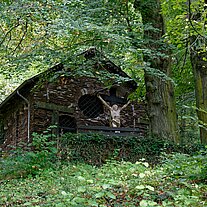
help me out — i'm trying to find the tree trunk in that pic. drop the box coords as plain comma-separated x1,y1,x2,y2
135,0,180,142
190,50,207,144
190,37,207,144
189,0,207,144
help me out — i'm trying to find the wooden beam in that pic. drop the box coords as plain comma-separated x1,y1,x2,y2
77,125,140,132
34,102,74,113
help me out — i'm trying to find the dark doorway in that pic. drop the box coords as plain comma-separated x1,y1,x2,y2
59,115,77,134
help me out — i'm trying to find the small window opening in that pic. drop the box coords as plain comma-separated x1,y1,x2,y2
59,115,77,134
78,95,103,118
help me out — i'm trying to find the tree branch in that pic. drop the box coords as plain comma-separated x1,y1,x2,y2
180,41,189,74
125,0,132,32
188,0,207,40
11,21,28,55
0,22,20,46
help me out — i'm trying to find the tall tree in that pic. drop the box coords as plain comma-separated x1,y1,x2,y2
135,0,180,142
161,0,203,142
188,0,207,144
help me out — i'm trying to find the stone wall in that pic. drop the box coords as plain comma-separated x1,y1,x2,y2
1,103,29,148
31,76,148,133
1,75,149,149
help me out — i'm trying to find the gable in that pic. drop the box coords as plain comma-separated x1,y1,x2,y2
0,64,64,114
0,49,137,114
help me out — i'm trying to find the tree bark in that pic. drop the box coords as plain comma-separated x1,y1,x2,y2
188,0,207,144
135,0,180,142
190,49,207,144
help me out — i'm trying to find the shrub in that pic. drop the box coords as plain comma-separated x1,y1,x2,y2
0,127,58,180
160,146,207,182
58,133,204,165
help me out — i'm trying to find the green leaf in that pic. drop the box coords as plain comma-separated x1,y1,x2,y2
61,191,67,196
142,162,149,168
77,176,85,181
146,185,155,191
102,184,110,189
140,200,157,206
72,197,86,203
106,191,116,199
23,202,32,206
139,200,148,207
87,200,99,206
95,192,105,198
135,185,145,190
78,186,86,193
139,173,145,178
87,179,94,184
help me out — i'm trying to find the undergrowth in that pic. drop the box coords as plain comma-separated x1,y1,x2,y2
0,128,58,180
58,132,204,165
0,131,206,206
0,154,206,206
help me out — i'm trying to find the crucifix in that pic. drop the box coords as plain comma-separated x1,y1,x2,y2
97,93,130,128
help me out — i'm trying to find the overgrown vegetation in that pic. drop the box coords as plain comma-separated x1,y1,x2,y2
1,158,206,206
0,132,206,206
0,129,58,180
58,132,204,165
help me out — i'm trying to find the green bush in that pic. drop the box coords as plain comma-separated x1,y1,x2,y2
0,130,205,181
160,147,207,182
0,131,206,206
58,133,166,165
58,133,204,165
0,128,58,180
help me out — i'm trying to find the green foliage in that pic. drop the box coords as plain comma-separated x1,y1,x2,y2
160,0,206,141
0,74,18,103
160,0,206,96
58,133,163,165
31,125,57,152
161,149,207,182
0,0,145,103
1,130,204,181
176,92,199,140
0,151,206,206
0,126,206,206
0,128,58,180
0,0,143,76
57,132,203,166
160,0,195,100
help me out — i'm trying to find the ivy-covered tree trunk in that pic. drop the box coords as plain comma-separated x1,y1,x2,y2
135,0,180,142
189,1,207,144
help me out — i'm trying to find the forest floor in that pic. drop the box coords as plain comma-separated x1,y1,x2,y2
0,151,207,206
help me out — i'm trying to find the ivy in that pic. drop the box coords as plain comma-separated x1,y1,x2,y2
58,132,203,165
